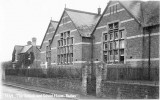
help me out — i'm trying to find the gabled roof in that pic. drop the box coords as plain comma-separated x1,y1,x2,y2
40,20,58,49
20,45,32,53
92,0,159,35
51,20,59,30
141,1,160,27
65,8,101,37
14,45,24,54
119,0,159,27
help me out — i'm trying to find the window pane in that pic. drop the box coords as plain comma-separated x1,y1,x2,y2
114,50,118,62
58,40,60,47
67,37,69,45
103,51,107,62
109,51,113,62
103,43,108,51
61,55,63,64
57,55,60,64
71,37,73,44
110,42,113,50
67,31,70,37
115,41,119,49
66,46,69,53
120,49,124,56
64,54,66,64
67,54,70,63
114,31,118,39
109,24,113,29
110,7,111,14
120,49,124,62
120,40,124,48
70,53,73,64
64,39,66,45
119,29,125,39
104,33,107,41
64,32,66,38
70,45,73,53
114,22,118,29
61,33,63,39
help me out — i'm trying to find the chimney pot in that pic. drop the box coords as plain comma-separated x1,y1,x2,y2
98,7,101,15
32,37,36,46
27,41,32,45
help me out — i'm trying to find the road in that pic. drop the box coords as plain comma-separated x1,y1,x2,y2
1,84,75,100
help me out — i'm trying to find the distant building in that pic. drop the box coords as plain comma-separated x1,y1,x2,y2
12,38,40,69
39,20,58,68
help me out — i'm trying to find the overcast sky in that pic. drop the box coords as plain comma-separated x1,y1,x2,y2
0,0,151,62
0,0,109,62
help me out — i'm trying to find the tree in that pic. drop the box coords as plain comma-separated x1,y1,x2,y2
1,60,12,69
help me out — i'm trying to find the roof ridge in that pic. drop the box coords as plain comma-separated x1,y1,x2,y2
65,8,98,15
15,45,24,47
51,20,59,23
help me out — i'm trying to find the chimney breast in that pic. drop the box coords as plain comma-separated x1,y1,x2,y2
98,7,101,15
27,41,32,45
32,37,36,46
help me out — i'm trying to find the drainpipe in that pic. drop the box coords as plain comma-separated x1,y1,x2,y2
91,34,94,78
148,28,151,80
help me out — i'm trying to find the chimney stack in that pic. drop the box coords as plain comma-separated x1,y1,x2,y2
98,7,101,15
32,37,36,46
27,41,32,45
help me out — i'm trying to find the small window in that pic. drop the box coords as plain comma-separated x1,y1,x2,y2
64,39,66,45
103,43,108,51
114,50,118,62
110,32,113,40
64,32,66,39
110,7,112,14
115,41,119,49
119,40,124,48
71,37,73,44
109,24,113,29
120,49,124,62
109,42,113,50
67,31,70,37
104,33,108,41
114,31,118,39
70,53,73,64
114,22,119,29
115,5,118,12
109,51,113,62
103,51,108,63
119,29,125,39
61,33,63,39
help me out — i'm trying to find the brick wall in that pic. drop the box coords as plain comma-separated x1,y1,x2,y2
5,75,83,94
50,11,83,69
95,64,159,99
92,1,159,69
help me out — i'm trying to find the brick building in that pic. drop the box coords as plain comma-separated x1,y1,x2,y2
12,38,41,69
40,20,58,68
49,8,100,72
92,0,159,80
44,1,159,80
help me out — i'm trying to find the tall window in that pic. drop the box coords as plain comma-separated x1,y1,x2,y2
109,4,118,15
46,41,51,66
57,31,73,65
103,22,125,63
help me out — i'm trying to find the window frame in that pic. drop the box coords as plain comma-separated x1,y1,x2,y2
57,30,73,65
102,22,125,64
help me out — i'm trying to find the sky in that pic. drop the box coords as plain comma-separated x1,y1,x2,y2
0,0,109,62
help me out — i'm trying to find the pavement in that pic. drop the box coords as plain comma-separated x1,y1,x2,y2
2,81,100,100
